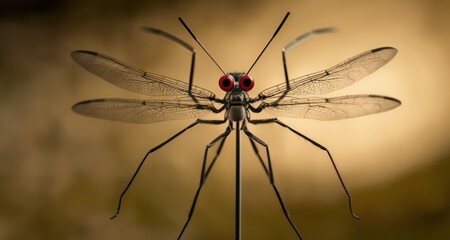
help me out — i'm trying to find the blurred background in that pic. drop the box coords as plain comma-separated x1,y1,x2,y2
0,0,449,239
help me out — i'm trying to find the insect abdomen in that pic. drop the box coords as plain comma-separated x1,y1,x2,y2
229,106,246,121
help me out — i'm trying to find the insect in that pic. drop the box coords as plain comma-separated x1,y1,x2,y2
71,12,400,240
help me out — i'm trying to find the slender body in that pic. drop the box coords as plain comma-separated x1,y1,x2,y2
71,12,400,239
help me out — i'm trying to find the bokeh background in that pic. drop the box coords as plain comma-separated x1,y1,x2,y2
1,0,449,239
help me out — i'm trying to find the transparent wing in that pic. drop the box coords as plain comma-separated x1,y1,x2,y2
72,98,214,124
258,47,397,99
71,50,216,100
261,95,401,120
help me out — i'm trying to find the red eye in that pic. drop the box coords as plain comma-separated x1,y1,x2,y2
239,75,254,91
219,75,235,92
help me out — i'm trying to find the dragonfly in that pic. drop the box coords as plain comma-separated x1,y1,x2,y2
71,12,400,240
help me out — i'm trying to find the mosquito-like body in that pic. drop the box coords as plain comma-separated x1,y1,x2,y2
72,12,400,239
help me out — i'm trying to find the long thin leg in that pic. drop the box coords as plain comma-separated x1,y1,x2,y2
110,119,227,219
249,118,359,219
282,28,334,86
205,134,227,178
272,28,335,104
242,124,303,239
142,27,198,102
177,122,232,239
248,136,269,176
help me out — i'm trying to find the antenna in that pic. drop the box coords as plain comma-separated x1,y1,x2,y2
178,17,226,75
246,12,290,75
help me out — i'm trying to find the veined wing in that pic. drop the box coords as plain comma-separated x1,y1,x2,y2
258,47,397,100
261,95,401,120
71,50,216,99
72,98,214,124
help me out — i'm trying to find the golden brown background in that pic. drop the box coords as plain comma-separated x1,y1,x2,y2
1,0,449,239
